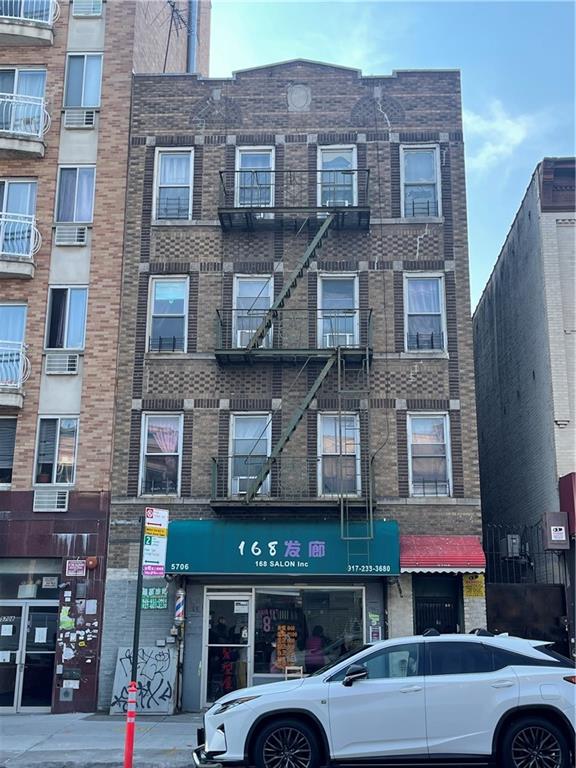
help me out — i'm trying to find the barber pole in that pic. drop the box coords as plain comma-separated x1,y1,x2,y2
175,587,185,625
123,680,137,768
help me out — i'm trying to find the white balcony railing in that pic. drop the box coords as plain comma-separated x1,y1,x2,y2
0,212,41,260
0,0,60,25
0,92,50,140
0,340,31,389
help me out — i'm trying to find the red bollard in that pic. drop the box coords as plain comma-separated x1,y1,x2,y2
123,680,137,768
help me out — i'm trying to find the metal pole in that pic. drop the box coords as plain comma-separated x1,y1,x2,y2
131,515,145,683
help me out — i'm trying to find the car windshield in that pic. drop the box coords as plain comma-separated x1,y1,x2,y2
311,644,371,676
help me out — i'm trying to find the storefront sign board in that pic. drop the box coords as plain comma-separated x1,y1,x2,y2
165,519,400,575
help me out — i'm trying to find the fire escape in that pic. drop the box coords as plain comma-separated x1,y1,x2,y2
212,164,374,548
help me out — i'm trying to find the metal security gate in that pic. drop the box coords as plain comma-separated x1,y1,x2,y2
486,584,569,657
414,598,458,635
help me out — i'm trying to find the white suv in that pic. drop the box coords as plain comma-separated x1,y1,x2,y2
194,632,575,768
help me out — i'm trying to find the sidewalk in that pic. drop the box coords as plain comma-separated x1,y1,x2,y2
0,712,204,768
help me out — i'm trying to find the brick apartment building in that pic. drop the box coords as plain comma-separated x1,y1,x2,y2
0,0,210,713
99,59,486,713
474,158,575,658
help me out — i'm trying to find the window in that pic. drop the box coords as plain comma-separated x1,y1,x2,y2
401,146,440,217
233,276,273,348
318,413,361,496
0,69,46,136
140,413,182,495
230,414,271,495
0,419,17,485
404,275,446,351
46,288,87,350
428,642,493,676
64,54,103,108
0,304,26,386
318,146,357,207
235,148,274,207
330,643,422,682
408,414,451,496
0,180,37,257
318,275,358,348
56,167,95,223
148,278,188,352
35,417,78,485
154,150,193,220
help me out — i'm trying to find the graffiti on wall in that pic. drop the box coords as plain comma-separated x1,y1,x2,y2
109,646,176,714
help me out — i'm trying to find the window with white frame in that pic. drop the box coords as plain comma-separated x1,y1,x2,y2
148,278,188,352
318,146,357,207
0,68,46,136
0,303,26,387
154,150,193,220
56,166,95,223
46,287,87,350
318,274,359,348
235,148,274,207
408,414,451,497
64,54,102,109
401,146,440,217
140,413,182,495
404,275,446,351
0,418,17,486
35,417,78,485
233,275,273,348
318,413,361,496
0,180,37,258
230,414,270,495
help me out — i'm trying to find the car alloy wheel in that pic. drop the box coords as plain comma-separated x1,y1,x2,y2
262,726,313,768
511,725,563,768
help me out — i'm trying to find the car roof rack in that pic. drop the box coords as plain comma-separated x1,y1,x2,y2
469,628,494,636
422,628,441,636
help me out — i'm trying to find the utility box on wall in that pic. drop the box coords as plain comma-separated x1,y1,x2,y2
543,511,570,550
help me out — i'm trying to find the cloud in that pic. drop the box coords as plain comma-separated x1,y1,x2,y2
463,100,541,173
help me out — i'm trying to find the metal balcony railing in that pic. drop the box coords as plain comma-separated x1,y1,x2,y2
219,169,370,210
411,478,450,497
155,196,190,221
0,93,50,140
404,199,439,217
211,455,367,503
0,212,41,259
0,0,60,24
215,308,372,354
0,340,31,388
407,331,444,351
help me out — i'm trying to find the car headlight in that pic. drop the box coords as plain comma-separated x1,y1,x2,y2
213,695,260,715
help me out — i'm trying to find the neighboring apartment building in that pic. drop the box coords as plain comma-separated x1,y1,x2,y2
474,157,575,658
100,60,485,713
0,0,210,713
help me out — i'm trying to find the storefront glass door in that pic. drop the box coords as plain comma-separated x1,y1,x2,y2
0,601,58,712
204,594,253,706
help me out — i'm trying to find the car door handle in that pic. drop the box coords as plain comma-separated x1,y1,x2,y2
491,680,515,688
400,685,423,693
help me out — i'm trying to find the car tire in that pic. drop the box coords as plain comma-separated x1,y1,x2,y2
252,717,321,768
499,715,572,768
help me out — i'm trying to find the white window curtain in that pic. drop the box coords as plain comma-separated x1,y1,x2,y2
75,167,95,222
160,154,190,185
233,416,268,456
0,305,26,342
408,279,440,313
404,150,436,183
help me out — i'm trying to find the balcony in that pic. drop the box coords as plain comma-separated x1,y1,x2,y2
0,212,41,278
0,92,50,157
0,340,30,408
218,169,370,232
214,308,372,364
211,455,369,510
0,0,59,45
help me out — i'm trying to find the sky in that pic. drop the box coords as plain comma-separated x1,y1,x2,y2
209,0,575,307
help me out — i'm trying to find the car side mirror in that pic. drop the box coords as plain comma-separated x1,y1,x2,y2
342,664,368,687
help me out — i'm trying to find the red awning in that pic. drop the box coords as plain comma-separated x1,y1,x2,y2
400,535,486,573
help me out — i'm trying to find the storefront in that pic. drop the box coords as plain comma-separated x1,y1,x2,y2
165,519,400,709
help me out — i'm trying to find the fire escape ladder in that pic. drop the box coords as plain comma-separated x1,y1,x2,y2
244,354,337,502
245,213,336,352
